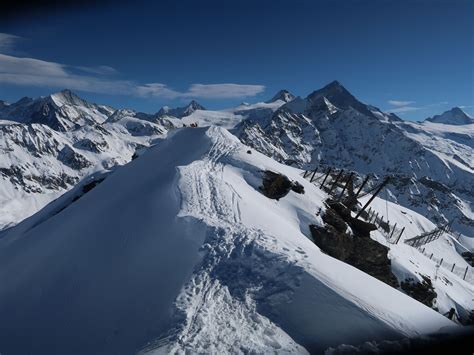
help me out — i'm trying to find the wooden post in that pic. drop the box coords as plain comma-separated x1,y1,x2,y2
310,167,319,182
338,172,354,200
463,266,468,280
389,223,397,239
320,167,332,188
451,263,456,272
430,253,433,260
354,175,370,199
303,170,308,178
396,227,405,244
355,177,390,219
329,169,344,193
439,258,443,267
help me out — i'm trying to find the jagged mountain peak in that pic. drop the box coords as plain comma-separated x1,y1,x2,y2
306,80,373,116
426,107,473,125
266,89,295,103
0,90,112,131
48,89,89,107
15,96,34,105
156,100,206,118
187,99,206,110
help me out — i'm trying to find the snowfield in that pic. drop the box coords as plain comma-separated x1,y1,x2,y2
357,194,474,321
0,126,456,355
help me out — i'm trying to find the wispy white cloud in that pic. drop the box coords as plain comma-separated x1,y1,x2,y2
186,83,265,98
387,100,415,107
386,98,449,114
0,52,265,99
387,106,422,113
73,65,118,76
0,33,23,54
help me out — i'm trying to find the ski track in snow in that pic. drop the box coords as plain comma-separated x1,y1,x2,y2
143,127,306,353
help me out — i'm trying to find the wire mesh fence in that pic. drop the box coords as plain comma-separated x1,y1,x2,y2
416,247,473,284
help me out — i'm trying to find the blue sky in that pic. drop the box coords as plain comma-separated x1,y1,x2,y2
0,0,472,120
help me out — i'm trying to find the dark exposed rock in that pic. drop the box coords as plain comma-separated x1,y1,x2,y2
74,138,108,153
0,165,78,192
310,200,398,288
72,177,105,202
419,176,450,193
326,200,377,238
400,275,437,308
260,170,305,200
58,145,92,170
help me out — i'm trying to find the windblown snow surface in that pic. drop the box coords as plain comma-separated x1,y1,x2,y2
0,127,455,354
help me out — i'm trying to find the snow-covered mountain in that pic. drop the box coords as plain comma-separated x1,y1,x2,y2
0,91,174,230
156,100,206,118
234,81,474,243
0,89,300,231
0,89,115,131
266,89,295,103
0,126,462,354
426,107,474,125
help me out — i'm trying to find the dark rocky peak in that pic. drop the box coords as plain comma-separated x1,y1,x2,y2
307,80,373,116
187,100,206,111
156,100,206,118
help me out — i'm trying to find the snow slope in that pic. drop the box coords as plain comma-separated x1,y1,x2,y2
0,126,454,355
357,194,474,320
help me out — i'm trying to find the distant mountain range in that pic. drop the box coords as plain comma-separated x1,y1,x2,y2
0,82,473,242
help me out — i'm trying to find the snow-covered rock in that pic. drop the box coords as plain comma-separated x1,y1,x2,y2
266,89,296,103
0,126,456,354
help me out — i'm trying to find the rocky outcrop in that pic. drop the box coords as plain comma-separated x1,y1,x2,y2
400,276,437,308
310,200,399,288
58,145,92,170
260,170,304,200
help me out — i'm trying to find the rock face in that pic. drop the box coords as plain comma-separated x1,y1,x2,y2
57,145,91,170
400,276,437,308
310,200,399,288
260,170,304,200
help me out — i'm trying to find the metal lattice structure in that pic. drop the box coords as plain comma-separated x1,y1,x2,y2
404,224,448,248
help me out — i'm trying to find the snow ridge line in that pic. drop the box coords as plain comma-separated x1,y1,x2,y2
142,128,307,353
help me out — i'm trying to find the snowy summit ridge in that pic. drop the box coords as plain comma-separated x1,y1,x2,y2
266,89,296,103
425,107,474,125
